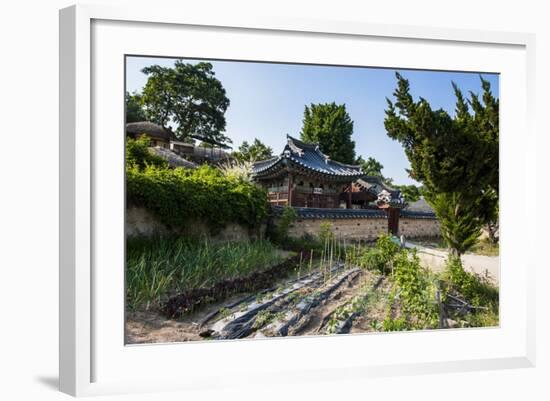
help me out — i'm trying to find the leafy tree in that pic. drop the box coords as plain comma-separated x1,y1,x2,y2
357,156,384,177
356,155,420,201
125,91,146,123
300,102,356,164
233,138,273,162
384,72,499,256
140,61,231,147
394,184,421,203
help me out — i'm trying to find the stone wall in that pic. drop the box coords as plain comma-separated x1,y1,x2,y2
126,205,265,242
283,216,440,241
399,217,441,238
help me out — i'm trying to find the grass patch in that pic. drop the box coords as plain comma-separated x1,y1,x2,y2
470,238,499,256
126,237,287,310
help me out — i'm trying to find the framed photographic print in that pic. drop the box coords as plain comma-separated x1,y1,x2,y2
59,4,536,397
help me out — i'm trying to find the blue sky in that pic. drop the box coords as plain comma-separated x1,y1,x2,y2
126,56,499,186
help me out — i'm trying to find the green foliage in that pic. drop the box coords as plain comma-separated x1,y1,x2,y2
443,256,498,307
382,316,409,331
471,238,499,256
126,135,168,170
358,234,400,274
357,156,384,177
393,184,421,203
126,163,269,230
300,102,356,164
318,221,335,245
233,138,273,162
428,192,482,256
126,237,285,310
384,72,499,255
253,310,280,329
376,234,400,266
391,250,438,328
125,91,147,123
275,207,298,243
140,61,231,147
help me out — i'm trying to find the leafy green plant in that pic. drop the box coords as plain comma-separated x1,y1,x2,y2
219,307,232,319
319,221,335,245
391,250,438,328
355,234,400,274
253,310,276,329
126,135,168,170
443,256,498,307
127,163,269,230
126,237,285,310
274,206,298,243
382,316,409,331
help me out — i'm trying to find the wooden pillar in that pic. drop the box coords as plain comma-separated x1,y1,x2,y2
346,182,352,209
388,207,400,235
287,172,293,206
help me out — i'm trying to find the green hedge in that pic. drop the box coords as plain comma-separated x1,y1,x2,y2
127,164,269,230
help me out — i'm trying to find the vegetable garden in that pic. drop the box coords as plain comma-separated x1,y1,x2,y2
126,231,499,343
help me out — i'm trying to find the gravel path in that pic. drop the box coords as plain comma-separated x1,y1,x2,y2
405,242,500,285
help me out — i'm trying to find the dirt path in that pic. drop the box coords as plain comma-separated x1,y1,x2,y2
405,242,500,285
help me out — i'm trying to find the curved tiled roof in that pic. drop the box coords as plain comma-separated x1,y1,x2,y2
272,206,387,220
355,176,407,209
400,209,437,219
149,146,197,169
252,135,363,180
126,121,174,140
271,206,436,220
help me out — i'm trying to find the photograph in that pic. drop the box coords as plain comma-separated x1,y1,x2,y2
124,56,500,344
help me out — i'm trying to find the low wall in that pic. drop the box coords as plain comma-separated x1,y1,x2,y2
278,209,440,241
286,218,388,241
126,205,265,242
399,217,440,238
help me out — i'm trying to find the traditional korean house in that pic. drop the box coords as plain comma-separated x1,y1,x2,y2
253,135,411,236
126,121,174,148
252,136,364,209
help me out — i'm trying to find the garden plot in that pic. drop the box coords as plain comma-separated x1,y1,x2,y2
196,266,395,340
125,264,390,343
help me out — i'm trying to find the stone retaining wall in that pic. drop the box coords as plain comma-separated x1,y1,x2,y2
126,205,265,242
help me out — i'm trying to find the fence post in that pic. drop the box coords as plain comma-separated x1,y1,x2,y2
436,289,445,329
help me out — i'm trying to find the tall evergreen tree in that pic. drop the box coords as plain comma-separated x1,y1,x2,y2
384,72,499,255
300,102,356,164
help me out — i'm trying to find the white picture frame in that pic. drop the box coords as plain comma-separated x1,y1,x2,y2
59,4,536,397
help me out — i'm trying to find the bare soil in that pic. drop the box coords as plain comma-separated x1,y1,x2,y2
126,266,393,344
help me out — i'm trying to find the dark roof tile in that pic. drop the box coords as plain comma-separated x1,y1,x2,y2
252,135,363,180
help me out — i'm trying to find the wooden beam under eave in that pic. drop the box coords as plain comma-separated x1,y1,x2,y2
287,171,294,206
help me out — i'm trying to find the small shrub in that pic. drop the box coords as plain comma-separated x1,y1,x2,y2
357,234,400,274
392,250,438,328
126,135,168,170
274,206,298,243
358,247,385,272
443,256,498,307
218,159,254,183
382,316,409,331
319,222,335,245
